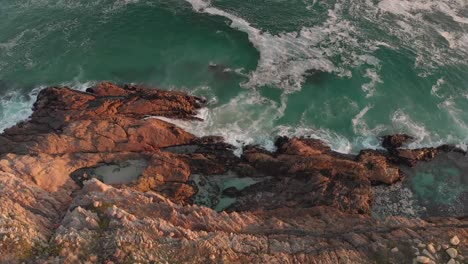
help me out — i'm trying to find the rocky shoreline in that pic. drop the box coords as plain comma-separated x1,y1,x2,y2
0,82,466,263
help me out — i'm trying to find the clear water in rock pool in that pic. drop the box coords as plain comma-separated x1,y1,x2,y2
1,0,467,154
189,173,265,211
372,152,468,218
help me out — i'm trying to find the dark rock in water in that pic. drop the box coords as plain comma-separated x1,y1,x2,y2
437,144,467,155
274,135,290,149
380,135,466,167
381,134,415,149
70,167,95,187
0,82,467,263
390,147,439,166
85,87,95,93
222,186,240,197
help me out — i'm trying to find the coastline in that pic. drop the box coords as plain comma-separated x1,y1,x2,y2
0,82,466,263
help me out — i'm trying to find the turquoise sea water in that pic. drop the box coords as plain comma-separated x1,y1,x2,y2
1,0,468,153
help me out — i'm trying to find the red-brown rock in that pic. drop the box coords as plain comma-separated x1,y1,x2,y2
0,82,466,263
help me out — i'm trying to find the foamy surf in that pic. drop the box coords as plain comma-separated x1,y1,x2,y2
185,0,382,94
0,0,467,160
154,84,468,156
0,87,43,133
181,0,465,153
155,90,358,155
184,0,466,97
154,90,285,156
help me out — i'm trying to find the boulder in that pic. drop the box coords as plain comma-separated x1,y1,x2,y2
381,134,414,149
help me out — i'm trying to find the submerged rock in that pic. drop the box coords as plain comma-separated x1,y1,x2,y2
382,134,415,149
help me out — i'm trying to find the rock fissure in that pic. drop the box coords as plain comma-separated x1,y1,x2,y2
0,83,466,263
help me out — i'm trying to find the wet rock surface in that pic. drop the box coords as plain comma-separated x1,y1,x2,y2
0,83,466,263
381,134,415,150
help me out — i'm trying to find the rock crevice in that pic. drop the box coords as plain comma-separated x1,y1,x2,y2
0,83,466,263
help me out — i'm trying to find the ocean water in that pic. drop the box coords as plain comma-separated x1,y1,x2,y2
1,0,468,154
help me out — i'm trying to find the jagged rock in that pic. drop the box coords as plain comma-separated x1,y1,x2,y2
0,83,466,263
390,148,440,167
240,143,373,214
382,134,414,149
232,137,406,213
275,136,332,155
0,171,64,262
29,179,468,263
357,150,401,184
1,82,201,156
0,83,202,203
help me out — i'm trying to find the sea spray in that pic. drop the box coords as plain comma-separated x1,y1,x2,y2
0,0,467,155
0,86,43,133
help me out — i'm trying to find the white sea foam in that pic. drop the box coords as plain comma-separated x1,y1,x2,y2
366,0,468,73
438,31,468,54
351,106,384,136
352,105,468,150
361,69,382,98
62,80,97,92
155,88,356,155
351,105,387,150
438,99,468,138
185,0,382,92
0,86,43,133
439,31,457,49
436,2,468,24
1,0,466,155
174,0,468,153
183,0,467,132
154,90,286,156
186,0,210,11
431,78,445,98
103,0,141,14
377,0,468,25
377,0,432,17
459,34,468,51
391,109,439,148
